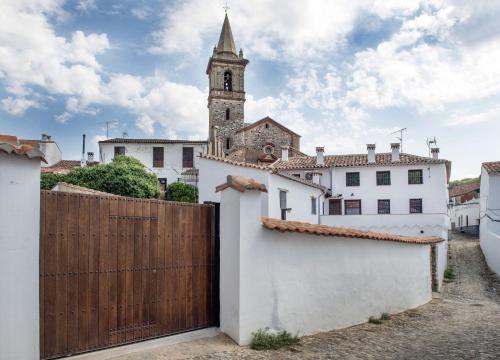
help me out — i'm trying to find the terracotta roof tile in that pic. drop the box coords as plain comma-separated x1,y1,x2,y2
262,217,444,245
449,181,480,197
41,160,99,173
483,161,500,174
0,135,47,163
216,175,267,193
99,138,208,144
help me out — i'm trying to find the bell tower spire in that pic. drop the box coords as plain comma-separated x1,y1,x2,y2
207,13,249,155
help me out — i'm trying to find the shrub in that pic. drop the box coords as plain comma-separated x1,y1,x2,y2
250,329,299,351
165,182,198,203
368,316,382,324
444,267,455,281
381,312,391,321
40,156,161,199
40,172,66,190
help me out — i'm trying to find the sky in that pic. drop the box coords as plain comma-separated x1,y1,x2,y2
1,0,500,180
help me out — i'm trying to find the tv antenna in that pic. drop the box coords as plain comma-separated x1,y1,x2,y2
223,0,230,13
391,127,407,152
426,136,437,158
122,132,129,139
100,120,118,139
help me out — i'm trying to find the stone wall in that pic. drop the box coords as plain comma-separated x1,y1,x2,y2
240,121,297,158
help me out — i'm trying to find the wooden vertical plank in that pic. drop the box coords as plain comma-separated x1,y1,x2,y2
149,201,158,336
165,203,176,333
141,201,151,337
88,196,100,349
56,192,69,356
117,198,127,343
125,198,135,341
108,197,118,345
173,205,185,331
192,206,200,329
78,195,90,351
98,197,110,348
185,206,194,330
156,202,166,335
133,200,143,340
197,206,208,327
67,193,80,354
44,191,58,358
39,191,46,359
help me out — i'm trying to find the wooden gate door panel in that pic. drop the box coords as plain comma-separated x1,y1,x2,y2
40,191,217,359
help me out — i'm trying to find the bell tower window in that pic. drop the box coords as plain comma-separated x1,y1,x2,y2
226,108,230,120
225,138,231,150
224,71,232,91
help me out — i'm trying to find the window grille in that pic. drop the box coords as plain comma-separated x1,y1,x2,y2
346,172,360,186
410,198,423,213
344,200,361,215
376,171,391,186
378,199,391,214
408,169,423,184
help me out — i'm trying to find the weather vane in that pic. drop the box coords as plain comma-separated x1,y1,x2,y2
223,0,230,13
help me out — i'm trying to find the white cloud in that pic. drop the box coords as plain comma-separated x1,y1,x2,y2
77,0,96,12
447,105,500,126
1,96,39,116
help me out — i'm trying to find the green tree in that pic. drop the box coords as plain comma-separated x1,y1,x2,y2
40,156,161,198
40,172,66,190
165,182,198,203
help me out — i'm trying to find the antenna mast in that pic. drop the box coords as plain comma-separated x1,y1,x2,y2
426,136,437,158
391,128,407,152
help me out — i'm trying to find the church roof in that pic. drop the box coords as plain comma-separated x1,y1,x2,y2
216,13,237,56
236,116,301,137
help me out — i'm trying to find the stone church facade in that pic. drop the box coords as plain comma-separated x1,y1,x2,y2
207,14,301,164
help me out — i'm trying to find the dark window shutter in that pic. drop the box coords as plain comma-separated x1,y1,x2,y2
183,147,194,168
153,147,164,168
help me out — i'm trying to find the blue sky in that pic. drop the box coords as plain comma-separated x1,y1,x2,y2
1,0,500,179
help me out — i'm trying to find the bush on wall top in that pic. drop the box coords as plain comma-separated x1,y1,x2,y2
165,182,198,203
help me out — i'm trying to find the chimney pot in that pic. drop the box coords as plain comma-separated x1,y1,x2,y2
87,152,94,163
312,171,322,184
391,143,400,162
431,147,440,159
367,144,376,163
316,146,325,166
281,146,289,161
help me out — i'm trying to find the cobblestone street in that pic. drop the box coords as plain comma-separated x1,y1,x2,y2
105,233,500,360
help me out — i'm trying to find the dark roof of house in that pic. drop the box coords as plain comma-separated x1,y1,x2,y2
449,181,480,198
99,138,208,145
236,116,300,137
41,160,99,173
483,161,500,174
0,135,47,163
262,217,444,245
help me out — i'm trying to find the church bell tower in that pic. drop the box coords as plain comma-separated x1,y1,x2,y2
207,13,248,155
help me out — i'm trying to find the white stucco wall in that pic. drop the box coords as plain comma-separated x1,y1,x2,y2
321,213,450,239
451,200,480,228
38,141,62,167
436,240,448,291
480,168,500,274
0,153,41,359
220,187,435,346
99,142,207,184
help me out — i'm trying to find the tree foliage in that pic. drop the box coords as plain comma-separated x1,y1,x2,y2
165,182,198,203
449,177,479,186
40,156,161,198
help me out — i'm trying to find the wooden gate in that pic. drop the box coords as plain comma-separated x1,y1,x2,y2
40,191,218,359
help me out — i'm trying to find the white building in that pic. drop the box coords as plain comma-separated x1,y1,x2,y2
271,143,451,239
0,135,46,359
98,138,208,189
480,161,500,275
449,180,480,235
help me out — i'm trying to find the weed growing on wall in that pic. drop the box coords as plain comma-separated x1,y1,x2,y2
444,266,455,282
250,329,299,350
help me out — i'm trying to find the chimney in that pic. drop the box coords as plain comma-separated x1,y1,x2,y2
87,152,94,163
367,144,376,163
41,133,52,142
391,143,400,162
431,147,440,159
316,146,325,166
312,171,322,184
81,134,86,167
281,145,289,161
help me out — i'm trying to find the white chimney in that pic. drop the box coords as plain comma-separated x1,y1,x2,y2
87,152,94,163
431,147,440,159
281,145,289,161
316,146,325,166
312,171,322,184
367,144,376,163
391,143,400,162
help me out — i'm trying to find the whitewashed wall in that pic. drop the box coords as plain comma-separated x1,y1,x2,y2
99,142,207,184
0,153,41,359
220,186,436,346
330,163,449,215
480,168,500,274
38,141,62,167
280,168,331,190
451,200,480,228
321,213,450,239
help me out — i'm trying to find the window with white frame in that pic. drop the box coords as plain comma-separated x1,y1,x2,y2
311,197,317,215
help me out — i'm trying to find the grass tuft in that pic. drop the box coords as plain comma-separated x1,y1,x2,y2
444,267,455,282
368,316,382,324
250,329,299,351
380,312,391,321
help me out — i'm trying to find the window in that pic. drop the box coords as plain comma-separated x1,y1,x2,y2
311,197,317,215
408,169,423,184
153,147,164,168
346,172,360,186
329,199,342,215
292,174,301,178
223,71,232,91
410,198,423,213
345,200,361,215
265,123,269,129
158,178,167,191
305,172,313,181
225,138,231,150
225,108,230,120
279,190,287,220
182,147,194,168
114,146,125,156
378,199,391,214
376,171,391,186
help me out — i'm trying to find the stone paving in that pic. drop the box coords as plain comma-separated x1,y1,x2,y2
104,233,500,360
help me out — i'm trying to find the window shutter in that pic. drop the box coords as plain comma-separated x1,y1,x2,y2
183,147,194,168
